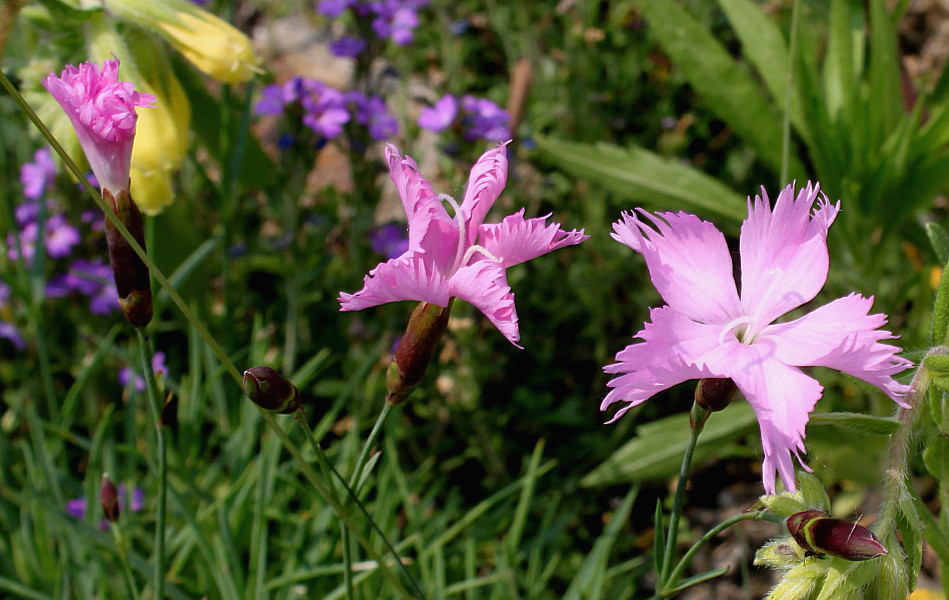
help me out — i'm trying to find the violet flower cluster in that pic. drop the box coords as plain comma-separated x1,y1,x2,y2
317,0,430,57
255,76,399,142
418,94,512,143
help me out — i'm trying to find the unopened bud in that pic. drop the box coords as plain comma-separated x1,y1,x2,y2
243,366,301,414
100,474,120,522
695,378,738,412
104,188,152,327
386,300,452,404
787,510,887,561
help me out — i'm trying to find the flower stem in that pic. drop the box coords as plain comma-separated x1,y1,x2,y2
135,327,167,600
111,523,142,600
663,511,785,596
658,401,710,594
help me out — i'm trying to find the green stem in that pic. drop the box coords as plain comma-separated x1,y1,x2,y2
663,511,785,596
877,355,937,533
659,402,709,591
111,524,142,600
136,328,167,600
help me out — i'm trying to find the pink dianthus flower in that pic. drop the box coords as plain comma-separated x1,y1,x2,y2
602,183,912,494
42,59,155,195
340,143,588,346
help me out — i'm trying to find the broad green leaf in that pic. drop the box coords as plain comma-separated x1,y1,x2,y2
807,412,898,435
535,137,746,224
581,402,757,487
634,0,805,177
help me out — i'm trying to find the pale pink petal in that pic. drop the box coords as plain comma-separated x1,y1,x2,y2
339,252,450,311
457,143,508,247
385,145,457,272
602,306,735,421
611,210,741,324
760,293,913,404
739,183,841,325
447,260,520,346
730,351,823,494
478,209,588,268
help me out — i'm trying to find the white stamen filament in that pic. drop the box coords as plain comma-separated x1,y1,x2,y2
440,193,468,274
461,244,503,265
719,315,759,346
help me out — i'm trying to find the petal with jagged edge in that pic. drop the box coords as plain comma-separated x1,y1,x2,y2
739,183,840,326
611,210,741,325
448,260,520,346
478,209,588,268
457,143,508,247
729,349,823,495
760,293,913,405
339,252,450,311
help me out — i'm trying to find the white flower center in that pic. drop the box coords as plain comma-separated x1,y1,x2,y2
719,315,761,346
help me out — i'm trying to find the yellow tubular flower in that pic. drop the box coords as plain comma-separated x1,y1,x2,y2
101,0,260,85
158,10,260,84
130,74,191,214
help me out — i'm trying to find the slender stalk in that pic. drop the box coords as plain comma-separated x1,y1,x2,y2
663,511,785,595
111,524,142,600
136,328,167,600
658,402,709,592
292,410,425,599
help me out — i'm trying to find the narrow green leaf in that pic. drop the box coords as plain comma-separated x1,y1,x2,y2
634,0,805,177
535,137,747,224
653,500,666,578
898,491,923,586
807,412,899,435
926,222,949,265
932,267,949,345
581,403,757,487
910,491,949,564
715,0,811,145
664,568,730,594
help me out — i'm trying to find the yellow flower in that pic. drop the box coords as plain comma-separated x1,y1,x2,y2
157,10,261,84
102,0,260,84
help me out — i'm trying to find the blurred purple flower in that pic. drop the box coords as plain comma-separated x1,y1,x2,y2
0,322,25,350
348,92,399,140
20,148,57,200
7,224,37,263
119,351,168,392
301,86,350,139
15,200,43,226
254,84,286,115
81,210,105,232
370,222,409,258
370,0,427,45
45,215,81,259
329,36,368,58
418,94,458,132
65,484,146,529
0,280,10,305
84,172,99,190
46,259,119,315
317,0,356,18
461,95,511,142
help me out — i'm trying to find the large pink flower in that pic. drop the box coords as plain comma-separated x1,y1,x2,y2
42,59,155,195
340,143,588,346
603,183,912,494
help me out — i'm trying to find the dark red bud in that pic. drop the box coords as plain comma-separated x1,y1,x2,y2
100,474,120,523
104,188,152,327
386,300,452,404
695,378,738,412
787,510,887,561
243,367,301,414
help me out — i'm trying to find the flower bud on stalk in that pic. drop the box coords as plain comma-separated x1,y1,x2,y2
243,367,301,414
786,510,887,561
104,188,152,327
386,300,453,405
100,474,120,523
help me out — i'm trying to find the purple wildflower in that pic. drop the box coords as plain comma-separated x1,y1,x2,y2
301,86,350,139
0,322,25,350
461,95,511,142
418,94,458,132
329,36,368,58
370,0,427,45
46,259,119,315
119,351,168,392
45,215,81,259
317,0,356,18
254,84,287,115
20,148,57,200
348,92,399,140
370,222,409,258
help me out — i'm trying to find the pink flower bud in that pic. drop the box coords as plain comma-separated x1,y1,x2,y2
787,510,887,561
